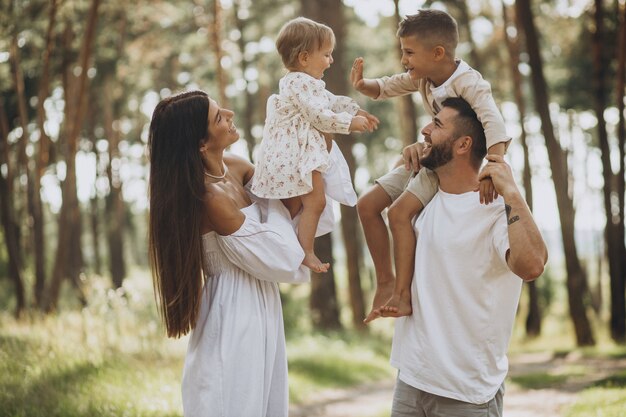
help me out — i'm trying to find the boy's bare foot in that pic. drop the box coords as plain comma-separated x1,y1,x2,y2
364,279,395,323
303,252,330,273
366,293,412,323
378,293,412,318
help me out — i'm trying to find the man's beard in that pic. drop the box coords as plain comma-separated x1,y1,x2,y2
420,137,456,170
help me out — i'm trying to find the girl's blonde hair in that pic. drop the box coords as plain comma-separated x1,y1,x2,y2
276,17,335,70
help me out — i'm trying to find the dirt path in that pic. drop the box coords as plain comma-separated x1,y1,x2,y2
289,352,626,417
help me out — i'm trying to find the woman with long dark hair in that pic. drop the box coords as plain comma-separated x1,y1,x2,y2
148,90,307,417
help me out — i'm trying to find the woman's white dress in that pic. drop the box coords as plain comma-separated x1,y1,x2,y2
181,199,307,417
251,71,359,200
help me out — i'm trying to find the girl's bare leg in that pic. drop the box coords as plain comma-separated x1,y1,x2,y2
299,171,329,273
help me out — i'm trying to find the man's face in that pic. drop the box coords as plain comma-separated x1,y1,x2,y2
419,107,459,170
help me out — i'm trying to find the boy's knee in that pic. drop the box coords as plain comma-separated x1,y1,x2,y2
357,186,385,219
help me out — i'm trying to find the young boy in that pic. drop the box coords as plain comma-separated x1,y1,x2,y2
353,9,510,322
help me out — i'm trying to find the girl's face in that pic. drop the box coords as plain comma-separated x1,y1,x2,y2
300,41,334,80
205,98,239,149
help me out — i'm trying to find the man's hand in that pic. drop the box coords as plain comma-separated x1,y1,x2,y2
477,154,518,198
401,142,424,172
356,109,380,130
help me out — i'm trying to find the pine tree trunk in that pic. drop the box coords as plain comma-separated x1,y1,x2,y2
393,0,418,148
502,2,541,336
516,0,594,346
47,0,101,311
31,0,58,309
211,0,229,108
233,0,256,162
0,101,25,317
310,234,342,329
303,0,366,329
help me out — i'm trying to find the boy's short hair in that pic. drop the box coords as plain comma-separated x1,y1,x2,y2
276,17,335,70
397,9,458,57
442,97,486,169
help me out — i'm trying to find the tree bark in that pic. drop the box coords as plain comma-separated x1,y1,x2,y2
210,0,229,108
310,234,342,330
0,101,25,317
302,0,366,330
393,0,418,148
502,2,541,336
31,0,58,309
103,74,126,288
233,0,256,161
516,0,594,346
47,0,101,311
610,0,626,342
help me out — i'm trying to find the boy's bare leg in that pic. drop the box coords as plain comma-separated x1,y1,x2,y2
299,171,329,273
357,184,395,322
370,191,423,321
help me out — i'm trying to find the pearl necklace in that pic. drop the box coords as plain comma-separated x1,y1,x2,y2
204,163,228,180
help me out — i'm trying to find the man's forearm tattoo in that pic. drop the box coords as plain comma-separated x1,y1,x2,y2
505,204,520,225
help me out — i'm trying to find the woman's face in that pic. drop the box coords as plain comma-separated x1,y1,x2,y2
206,98,239,148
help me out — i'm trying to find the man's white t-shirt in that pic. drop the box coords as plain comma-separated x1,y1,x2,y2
390,189,523,404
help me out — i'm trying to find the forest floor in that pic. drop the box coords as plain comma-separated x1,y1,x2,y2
289,351,626,417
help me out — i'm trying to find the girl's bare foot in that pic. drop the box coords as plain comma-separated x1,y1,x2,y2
303,252,329,273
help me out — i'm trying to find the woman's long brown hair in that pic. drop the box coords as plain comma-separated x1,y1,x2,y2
147,91,209,338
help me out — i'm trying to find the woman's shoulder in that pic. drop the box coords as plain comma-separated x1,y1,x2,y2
224,153,254,184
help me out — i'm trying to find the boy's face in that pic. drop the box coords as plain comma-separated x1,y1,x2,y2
302,41,334,80
399,36,437,80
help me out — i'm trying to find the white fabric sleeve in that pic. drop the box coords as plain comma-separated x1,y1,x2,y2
492,205,511,269
216,200,308,284
326,91,359,116
455,72,511,150
284,74,353,134
374,72,421,100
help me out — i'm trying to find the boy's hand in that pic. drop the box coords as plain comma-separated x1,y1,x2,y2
356,109,379,130
351,58,366,93
401,142,424,172
349,115,372,133
350,57,381,99
478,155,518,201
478,176,498,205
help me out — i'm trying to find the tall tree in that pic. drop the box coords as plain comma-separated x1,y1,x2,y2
32,0,59,309
210,0,229,108
310,235,342,329
502,1,542,337
592,0,625,342
233,0,256,161
393,0,418,148
302,0,366,330
46,0,102,311
0,100,25,317
516,0,595,345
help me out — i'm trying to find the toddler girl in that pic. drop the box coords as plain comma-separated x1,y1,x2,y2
251,17,378,272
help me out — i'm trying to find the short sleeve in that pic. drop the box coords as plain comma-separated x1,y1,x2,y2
405,168,439,206
491,206,511,268
282,73,353,134
216,200,308,283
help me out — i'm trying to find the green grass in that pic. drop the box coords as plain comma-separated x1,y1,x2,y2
0,274,394,416
564,371,626,417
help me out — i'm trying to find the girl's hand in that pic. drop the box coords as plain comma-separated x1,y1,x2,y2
356,109,380,130
349,115,371,133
